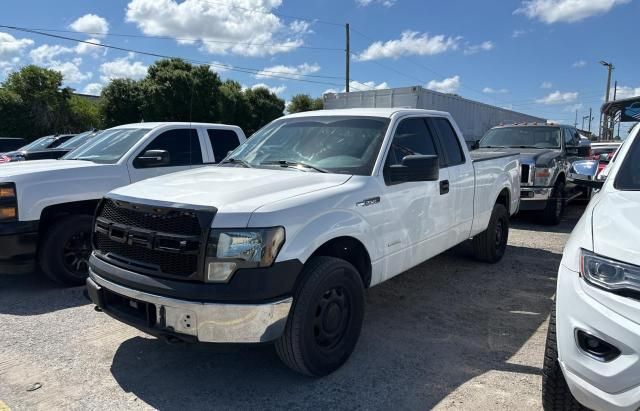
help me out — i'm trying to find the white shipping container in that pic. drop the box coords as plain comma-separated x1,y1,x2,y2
323,86,546,143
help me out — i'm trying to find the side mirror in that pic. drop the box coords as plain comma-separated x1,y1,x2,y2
568,160,604,189
388,155,439,184
135,149,170,167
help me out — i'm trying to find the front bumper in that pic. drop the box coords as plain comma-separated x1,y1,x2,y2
556,263,640,411
87,265,293,344
518,187,552,211
0,220,39,274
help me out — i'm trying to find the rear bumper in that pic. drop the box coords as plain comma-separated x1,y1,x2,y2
0,221,39,274
518,187,552,211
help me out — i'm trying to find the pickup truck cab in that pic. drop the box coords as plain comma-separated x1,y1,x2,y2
87,108,520,376
477,123,591,224
0,122,245,284
542,123,640,411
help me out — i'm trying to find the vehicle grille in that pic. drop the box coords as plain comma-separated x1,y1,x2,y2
93,199,214,280
521,164,531,185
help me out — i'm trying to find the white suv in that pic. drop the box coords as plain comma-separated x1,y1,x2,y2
543,123,640,410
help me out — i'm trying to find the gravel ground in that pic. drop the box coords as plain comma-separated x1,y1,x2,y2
0,205,585,411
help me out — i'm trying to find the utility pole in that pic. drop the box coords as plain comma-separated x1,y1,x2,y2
582,115,590,130
574,109,578,128
345,23,350,93
588,107,592,133
599,60,614,140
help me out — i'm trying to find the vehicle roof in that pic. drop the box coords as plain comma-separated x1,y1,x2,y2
110,122,241,130
283,108,451,119
491,122,569,128
591,141,621,146
0,137,25,140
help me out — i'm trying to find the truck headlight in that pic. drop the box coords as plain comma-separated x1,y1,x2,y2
534,167,555,186
205,227,285,283
0,183,17,221
581,250,640,293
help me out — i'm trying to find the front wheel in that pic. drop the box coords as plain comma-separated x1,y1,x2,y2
542,181,566,226
275,256,365,376
39,214,93,286
472,203,509,263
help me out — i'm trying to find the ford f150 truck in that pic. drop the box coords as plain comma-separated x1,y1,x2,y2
0,122,245,285
86,108,520,376
477,123,591,224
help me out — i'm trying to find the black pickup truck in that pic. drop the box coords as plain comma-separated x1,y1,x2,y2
476,123,591,224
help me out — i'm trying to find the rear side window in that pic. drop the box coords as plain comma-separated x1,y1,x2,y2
207,129,241,162
431,118,465,166
134,128,202,167
385,117,439,167
614,136,640,190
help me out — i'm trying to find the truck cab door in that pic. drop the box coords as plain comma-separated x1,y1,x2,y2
378,117,451,280
127,128,204,183
429,117,475,247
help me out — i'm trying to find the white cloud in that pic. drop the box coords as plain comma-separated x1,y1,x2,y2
29,44,73,65
75,38,106,58
209,61,230,74
248,83,287,95
0,32,34,58
515,0,630,23
51,59,92,83
512,29,527,38
355,31,459,61
541,81,553,89
350,80,388,91
612,85,640,100
81,82,104,96
100,54,148,82
564,103,583,112
356,0,396,7
29,45,91,84
427,75,460,94
572,60,587,68
125,0,309,57
255,62,320,80
536,90,578,104
464,41,494,55
69,14,110,37
483,87,509,94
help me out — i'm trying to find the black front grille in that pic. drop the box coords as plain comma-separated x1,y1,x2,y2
521,164,530,184
93,199,214,280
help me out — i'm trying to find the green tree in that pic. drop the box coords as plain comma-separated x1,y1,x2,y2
140,58,222,122
287,94,323,113
100,79,144,128
219,79,251,133
69,95,102,131
0,88,24,137
244,87,285,135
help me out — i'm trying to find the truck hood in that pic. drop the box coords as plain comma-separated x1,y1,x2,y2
514,148,560,166
0,159,105,180
592,191,640,266
109,166,352,215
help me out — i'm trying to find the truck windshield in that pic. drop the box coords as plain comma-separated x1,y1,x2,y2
480,127,561,149
19,136,55,151
63,128,148,164
225,116,390,175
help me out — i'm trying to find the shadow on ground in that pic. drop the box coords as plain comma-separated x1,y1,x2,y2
512,203,586,234
109,240,560,410
0,271,88,315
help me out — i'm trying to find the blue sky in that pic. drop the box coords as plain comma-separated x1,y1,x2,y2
0,0,638,129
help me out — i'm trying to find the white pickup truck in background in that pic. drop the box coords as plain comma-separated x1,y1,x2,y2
86,108,520,376
0,122,246,284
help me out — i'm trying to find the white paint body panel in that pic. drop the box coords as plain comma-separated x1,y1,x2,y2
0,122,246,221
107,109,520,287
556,124,640,411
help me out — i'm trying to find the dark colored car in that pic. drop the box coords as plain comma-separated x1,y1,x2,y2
476,123,591,225
0,138,27,154
17,131,102,161
0,134,77,163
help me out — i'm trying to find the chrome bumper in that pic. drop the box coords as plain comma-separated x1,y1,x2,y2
520,187,552,201
87,270,292,343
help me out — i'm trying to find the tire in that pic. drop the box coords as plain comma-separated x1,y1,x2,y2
542,302,586,410
275,256,365,376
39,214,93,286
542,181,566,226
472,204,509,263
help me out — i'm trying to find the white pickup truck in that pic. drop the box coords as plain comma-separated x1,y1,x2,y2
86,108,520,376
0,122,246,284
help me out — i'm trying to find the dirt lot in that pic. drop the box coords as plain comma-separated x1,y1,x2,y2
0,205,585,411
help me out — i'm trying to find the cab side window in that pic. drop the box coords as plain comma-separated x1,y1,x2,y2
563,128,576,147
134,128,202,168
207,129,241,163
431,117,465,166
385,118,439,167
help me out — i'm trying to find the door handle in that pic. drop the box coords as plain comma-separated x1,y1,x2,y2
440,180,449,195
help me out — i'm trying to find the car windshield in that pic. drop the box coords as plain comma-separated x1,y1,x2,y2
19,136,55,151
225,116,390,175
479,127,561,149
58,131,98,149
614,127,640,190
63,128,148,164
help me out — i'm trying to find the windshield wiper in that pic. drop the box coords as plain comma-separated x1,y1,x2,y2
220,158,252,168
260,160,328,173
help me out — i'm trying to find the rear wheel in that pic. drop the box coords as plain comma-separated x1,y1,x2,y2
472,204,509,263
275,256,365,376
542,302,586,410
39,214,93,286
542,181,566,225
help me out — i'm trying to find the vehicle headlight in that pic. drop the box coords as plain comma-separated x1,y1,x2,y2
534,167,555,186
581,250,640,293
205,227,285,283
0,183,17,221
